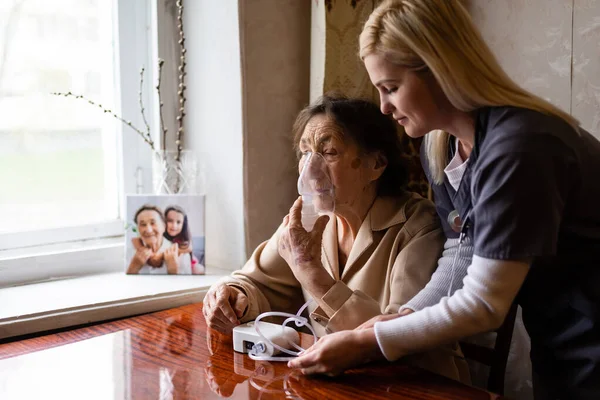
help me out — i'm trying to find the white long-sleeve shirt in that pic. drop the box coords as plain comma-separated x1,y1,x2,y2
375,250,529,361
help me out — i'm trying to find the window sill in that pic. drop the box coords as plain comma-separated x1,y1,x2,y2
0,270,228,340
0,237,125,289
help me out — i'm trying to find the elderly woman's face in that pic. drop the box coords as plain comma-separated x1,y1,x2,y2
298,114,377,210
136,210,165,247
364,53,446,139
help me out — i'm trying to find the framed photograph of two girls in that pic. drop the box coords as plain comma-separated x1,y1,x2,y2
125,195,206,275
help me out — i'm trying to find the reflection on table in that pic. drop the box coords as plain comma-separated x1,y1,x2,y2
0,303,504,400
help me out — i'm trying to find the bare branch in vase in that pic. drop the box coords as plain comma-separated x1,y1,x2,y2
157,58,168,152
51,91,156,151
139,67,152,139
176,0,186,162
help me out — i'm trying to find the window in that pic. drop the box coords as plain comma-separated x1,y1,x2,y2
0,0,156,284
0,0,124,250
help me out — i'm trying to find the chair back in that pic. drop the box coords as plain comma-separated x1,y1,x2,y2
459,302,519,395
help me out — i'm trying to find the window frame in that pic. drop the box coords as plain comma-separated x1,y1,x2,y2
0,0,164,284
0,222,125,251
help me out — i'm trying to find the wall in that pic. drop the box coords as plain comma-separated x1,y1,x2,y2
184,0,246,270
310,0,326,102
572,0,600,137
239,0,311,253
469,0,600,139
184,0,311,269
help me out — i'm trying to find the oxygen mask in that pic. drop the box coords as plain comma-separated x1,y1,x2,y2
297,152,335,231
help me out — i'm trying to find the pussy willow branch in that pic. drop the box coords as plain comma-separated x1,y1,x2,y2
51,2,187,168
51,91,156,151
175,0,186,162
157,58,167,151
139,67,151,139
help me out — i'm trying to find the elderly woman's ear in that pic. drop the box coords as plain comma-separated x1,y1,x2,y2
368,152,388,182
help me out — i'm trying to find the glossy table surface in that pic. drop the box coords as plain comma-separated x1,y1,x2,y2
0,303,504,399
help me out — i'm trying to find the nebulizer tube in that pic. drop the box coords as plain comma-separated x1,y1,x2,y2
297,152,335,231
248,299,317,362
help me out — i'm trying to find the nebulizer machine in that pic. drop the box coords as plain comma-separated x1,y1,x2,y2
233,152,335,361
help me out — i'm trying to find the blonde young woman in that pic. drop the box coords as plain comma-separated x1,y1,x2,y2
288,1,600,399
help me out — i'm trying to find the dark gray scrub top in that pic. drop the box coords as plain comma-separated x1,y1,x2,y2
422,106,600,399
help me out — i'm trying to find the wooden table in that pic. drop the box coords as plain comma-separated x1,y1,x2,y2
0,303,504,399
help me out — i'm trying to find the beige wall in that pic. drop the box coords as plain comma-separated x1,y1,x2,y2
572,0,600,136
239,0,312,254
469,0,600,139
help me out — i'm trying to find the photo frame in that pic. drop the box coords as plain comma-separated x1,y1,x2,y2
125,194,205,275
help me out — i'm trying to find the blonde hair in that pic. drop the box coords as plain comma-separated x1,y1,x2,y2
359,0,578,184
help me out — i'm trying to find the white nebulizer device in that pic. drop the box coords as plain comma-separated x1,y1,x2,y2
232,299,317,362
232,320,300,356
297,152,335,231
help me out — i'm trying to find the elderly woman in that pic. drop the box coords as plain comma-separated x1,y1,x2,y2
289,2,600,399
127,205,192,275
203,94,469,383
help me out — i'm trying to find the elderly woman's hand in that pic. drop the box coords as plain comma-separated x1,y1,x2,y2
278,197,335,298
147,251,164,268
287,328,384,376
164,243,180,274
203,284,248,334
127,247,153,274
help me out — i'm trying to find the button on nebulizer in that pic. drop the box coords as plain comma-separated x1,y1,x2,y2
297,152,335,231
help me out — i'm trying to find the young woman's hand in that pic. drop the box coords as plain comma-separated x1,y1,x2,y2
202,284,248,334
127,247,153,274
164,243,180,274
356,308,414,330
287,328,384,376
278,197,335,298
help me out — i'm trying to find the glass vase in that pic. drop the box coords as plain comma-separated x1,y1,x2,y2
152,150,200,195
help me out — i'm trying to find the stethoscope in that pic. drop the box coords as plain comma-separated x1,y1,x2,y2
447,209,471,296
448,209,470,242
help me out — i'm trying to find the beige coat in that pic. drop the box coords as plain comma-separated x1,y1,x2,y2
217,192,469,383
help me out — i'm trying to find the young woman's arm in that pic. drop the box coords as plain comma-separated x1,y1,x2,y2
375,256,529,359
402,236,473,312
288,256,529,375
